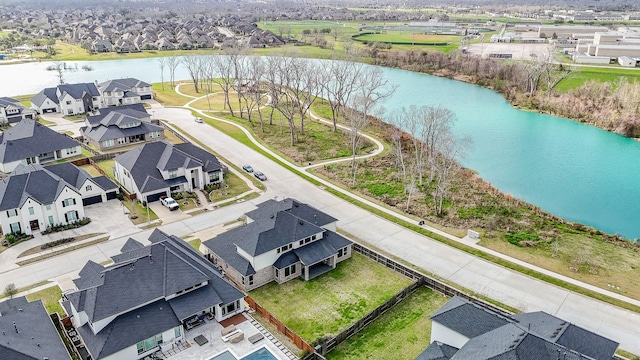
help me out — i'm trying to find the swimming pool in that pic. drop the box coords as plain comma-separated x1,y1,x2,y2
240,347,279,360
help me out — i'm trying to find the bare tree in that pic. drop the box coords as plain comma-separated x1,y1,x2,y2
265,55,300,146
4,283,17,299
345,66,396,186
52,60,64,84
289,58,321,135
157,57,167,91
167,56,181,88
183,55,204,93
212,54,236,116
243,56,266,126
321,57,363,131
432,133,470,216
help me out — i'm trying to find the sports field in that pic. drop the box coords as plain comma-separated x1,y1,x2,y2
355,31,460,44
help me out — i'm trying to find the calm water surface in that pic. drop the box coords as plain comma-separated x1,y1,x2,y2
2,58,639,238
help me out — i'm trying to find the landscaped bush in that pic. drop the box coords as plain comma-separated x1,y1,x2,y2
41,237,76,250
41,218,91,234
3,232,33,245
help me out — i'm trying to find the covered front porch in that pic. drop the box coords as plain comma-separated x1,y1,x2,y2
295,241,338,281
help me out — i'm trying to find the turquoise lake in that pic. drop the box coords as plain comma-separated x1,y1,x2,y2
2,58,639,239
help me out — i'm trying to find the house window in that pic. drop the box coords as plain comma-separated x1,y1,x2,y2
299,240,304,246
86,185,92,191
136,342,144,355
102,139,115,148
62,198,76,207
66,100,72,105
7,209,18,217
222,300,239,316
48,216,54,225
284,264,296,277
65,210,78,222
66,147,77,155
243,275,254,286
338,247,347,258
117,137,126,144
174,326,181,338
28,207,34,215
168,169,177,179
275,268,279,277
10,222,21,233
25,156,37,165
209,171,220,182
149,131,161,138
46,204,52,211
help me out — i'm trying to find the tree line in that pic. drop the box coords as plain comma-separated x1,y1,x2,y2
373,47,640,138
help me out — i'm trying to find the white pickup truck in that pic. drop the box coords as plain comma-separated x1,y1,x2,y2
160,196,179,211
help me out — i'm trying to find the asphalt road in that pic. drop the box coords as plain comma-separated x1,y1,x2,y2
2,102,638,354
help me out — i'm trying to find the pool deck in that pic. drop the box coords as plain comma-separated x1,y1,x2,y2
154,312,296,360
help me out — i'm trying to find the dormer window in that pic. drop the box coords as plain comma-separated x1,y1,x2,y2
168,169,177,179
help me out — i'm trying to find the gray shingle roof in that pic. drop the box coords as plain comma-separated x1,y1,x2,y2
415,341,459,360
46,162,116,191
425,297,619,360
98,78,150,93
0,163,80,211
0,296,71,360
67,229,243,359
245,198,337,226
57,82,100,99
114,141,220,194
0,119,80,163
30,87,58,107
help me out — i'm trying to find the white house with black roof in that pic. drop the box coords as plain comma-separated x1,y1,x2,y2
0,97,36,124
0,296,72,359
31,82,101,115
0,118,82,173
81,104,165,151
202,198,353,291
114,141,224,204
98,78,153,106
62,229,245,360
416,296,619,360
0,162,117,235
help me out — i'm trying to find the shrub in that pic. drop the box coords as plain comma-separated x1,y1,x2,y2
41,217,91,234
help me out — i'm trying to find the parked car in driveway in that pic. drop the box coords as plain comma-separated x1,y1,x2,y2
254,171,267,181
242,164,254,173
160,196,179,211
194,117,203,123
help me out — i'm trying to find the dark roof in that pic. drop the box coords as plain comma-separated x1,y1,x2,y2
86,104,148,127
174,143,222,173
245,198,337,227
0,119,80,163
57,82,100,99
0,296,71,360
98,78,150,92
203,231,256,276
76,299,179,360
114,141,221,194
0,163,80,211
0,97,27,112
425,297,619,360
273,251,298,269
430,297,511,339
67,229,243,359
294,237,340,265
68,229,242,322
45,162,116,191
30,87,58,107
415,341,459,360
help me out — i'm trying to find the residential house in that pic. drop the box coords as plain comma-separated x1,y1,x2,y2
81,104,165,151
416,296,619,360
92,39,113,52
62,229,245,360
31,82,101,115
98,77,153,105
0,162,117,235
0,118,82,173
114,141,224,204
0,97,36,124
0,296,72,359
202,198,352,291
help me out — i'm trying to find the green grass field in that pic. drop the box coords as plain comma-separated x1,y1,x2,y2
355,32,460,45
556,66,640,92
326,287,449,360
249,253,413,343
26,285,64,315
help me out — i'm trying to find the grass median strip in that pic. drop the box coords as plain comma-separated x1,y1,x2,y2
17,235,110,266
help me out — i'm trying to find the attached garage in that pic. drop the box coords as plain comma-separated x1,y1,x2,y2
106,191,118,200
41,108,57,113
82,195,103,206
145,191,166,203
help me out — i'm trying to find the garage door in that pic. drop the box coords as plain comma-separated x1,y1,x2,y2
82,195,103,206
145,192,166,203
42,108,57,113
106,191,118,200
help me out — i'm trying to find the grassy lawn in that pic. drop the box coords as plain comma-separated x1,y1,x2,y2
50,41,218,61
556,66,640,92
93,159,115,179
326,287,449,360
152,83,191,106
80,163,101,177
188,239,201,252
249,253,413,343
190,92,243,112
26,285,64,315
122,199,159,225
208,172,252,202
355,32,460,45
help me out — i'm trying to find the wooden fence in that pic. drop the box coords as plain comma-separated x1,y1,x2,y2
245,296,315,354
